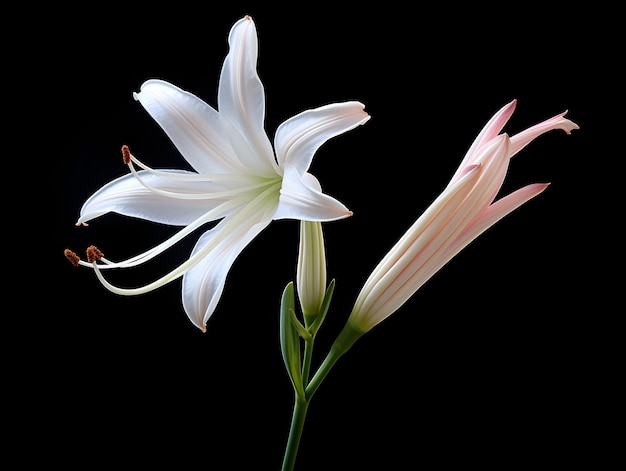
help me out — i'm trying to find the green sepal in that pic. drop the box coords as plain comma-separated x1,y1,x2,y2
307,278,336,336
289,309,312,342
279,282,306,399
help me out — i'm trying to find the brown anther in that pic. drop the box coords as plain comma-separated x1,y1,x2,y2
121,144,131,164
86,245,104,263
64,249,80,266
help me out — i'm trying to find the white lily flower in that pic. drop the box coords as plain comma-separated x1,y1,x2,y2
66,16,369,332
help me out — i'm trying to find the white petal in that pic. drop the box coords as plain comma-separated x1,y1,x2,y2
77,170,231,226
220,112,280,177
217,16,276,172
134,80,244,174
274,168,352,221
274,101,370,174
182,208,272,331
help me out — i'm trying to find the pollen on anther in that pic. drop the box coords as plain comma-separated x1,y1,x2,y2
64,249,80,266
121,145,131,164
86,245,104,263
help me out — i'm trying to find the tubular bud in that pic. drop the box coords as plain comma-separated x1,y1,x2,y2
296,220,327,322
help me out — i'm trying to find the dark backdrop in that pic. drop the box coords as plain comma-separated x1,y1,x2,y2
32,3,617,469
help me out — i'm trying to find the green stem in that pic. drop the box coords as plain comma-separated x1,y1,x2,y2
306,322,363,400
281,395,310,471
281,322,364,470
282,335,314,471
304,339,345,400
301,335,315,385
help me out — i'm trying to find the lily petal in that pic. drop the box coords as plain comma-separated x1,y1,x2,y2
451,99,516,184
509,111,579,157
275,101,370,174
450,182,551,257
218,16,276,173
354,164,484,327
470,133,513,209
446,133,511,211
274,168,352,221
77,170,231,226
134,80,245,174
182,205,274,331
412,184,551,297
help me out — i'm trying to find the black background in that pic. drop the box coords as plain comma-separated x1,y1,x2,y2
30,2,618,469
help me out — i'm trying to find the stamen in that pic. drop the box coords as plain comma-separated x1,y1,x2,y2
64,249,80,266
121,144,131,164
75,196,246,274
85,181,281,296
86,245,104,263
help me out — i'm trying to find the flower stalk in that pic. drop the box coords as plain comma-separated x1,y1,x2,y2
280,219,337,471
281,396,310,471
